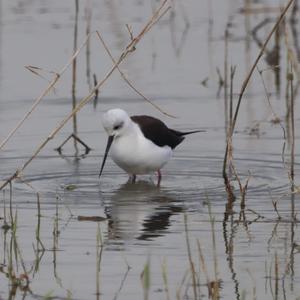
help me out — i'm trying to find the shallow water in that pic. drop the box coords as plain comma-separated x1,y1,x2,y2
1,0,300,299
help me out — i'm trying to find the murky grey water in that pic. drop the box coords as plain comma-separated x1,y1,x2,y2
1,0,300,299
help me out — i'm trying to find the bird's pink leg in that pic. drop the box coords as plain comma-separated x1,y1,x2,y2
157,170,162,186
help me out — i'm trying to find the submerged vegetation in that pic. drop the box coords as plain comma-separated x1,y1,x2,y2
0,0,300,299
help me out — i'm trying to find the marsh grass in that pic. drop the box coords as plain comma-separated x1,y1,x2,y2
141,257,151,300
161,259,171,300
182,209,222,300
96,224,103,299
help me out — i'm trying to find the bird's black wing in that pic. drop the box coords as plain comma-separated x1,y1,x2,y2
131,115,184,149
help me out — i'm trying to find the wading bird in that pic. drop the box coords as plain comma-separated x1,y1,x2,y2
99,108,203,185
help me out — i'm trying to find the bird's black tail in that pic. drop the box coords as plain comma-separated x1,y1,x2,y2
170,129,206,136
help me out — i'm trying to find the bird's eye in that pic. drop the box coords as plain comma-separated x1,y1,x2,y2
113,123,123,130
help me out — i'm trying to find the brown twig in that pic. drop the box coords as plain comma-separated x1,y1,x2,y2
85,0,92,90
95,29,175,118
71,0,79,153
289,64,295,184
257,67,287,168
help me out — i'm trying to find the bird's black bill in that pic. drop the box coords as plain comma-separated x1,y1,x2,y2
99,135,114,179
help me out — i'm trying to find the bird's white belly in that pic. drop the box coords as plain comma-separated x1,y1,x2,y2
111,134,172,175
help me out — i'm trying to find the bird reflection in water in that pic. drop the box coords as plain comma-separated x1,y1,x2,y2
103,180,183,241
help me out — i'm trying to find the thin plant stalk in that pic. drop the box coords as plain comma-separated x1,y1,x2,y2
289,64,295,184
85,0,92,90
36,193,45,252
257,68,287,167
275,252,279,300
72,0,79,154
224,27,229,130
3,190,7,227
176,269,189,300
141,258,151,300
223,66,236,206
95,30,175,118
161,259,171,300
96,224,103,300
9,181,13,228
197,240,212,298
113,259,131,300
208,201,219,300
184,214,197,300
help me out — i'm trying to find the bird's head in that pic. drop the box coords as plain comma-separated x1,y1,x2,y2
101,108,131,138
99,108,131,179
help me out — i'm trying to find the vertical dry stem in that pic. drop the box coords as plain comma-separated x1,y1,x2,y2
184,214,197,300
85,0,92,90
72,0,79,153
289,65,295,184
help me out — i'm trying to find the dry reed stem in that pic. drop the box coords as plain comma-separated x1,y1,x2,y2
289,64,295,184
224,27,229,128
96,224,103,299
229,66,236,133
9,181,13,227
25,65,56,85
197,240,212,299
257,68,287,167
284,19,300,81
274,252,279,299
113,260,131,300
271,198,282,220
222,66,236,204
184,214,198,300
176,269,189,300
0,0,171,191
207,201,220,300
85,0,92,90
72,0,79,153
161,259,171,300
95,31,176,118
230,164,251,210
0,33,93,151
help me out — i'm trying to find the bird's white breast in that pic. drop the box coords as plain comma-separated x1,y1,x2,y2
111,124,172,175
